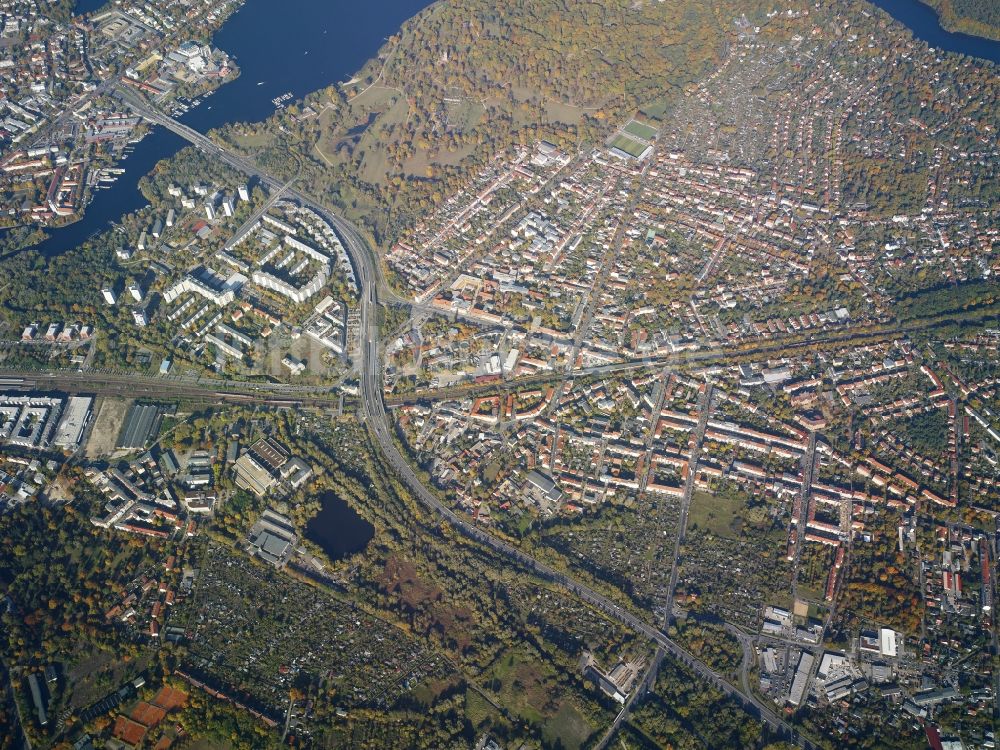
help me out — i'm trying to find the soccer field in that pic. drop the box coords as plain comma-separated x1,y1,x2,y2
624,119,658,140
610,133,648,158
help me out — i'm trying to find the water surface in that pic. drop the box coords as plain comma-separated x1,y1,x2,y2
22,0,1000,258
25,0,430,257
305,490,375,560
867,0,1000,63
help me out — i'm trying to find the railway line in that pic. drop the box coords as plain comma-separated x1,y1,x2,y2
31,85,823,747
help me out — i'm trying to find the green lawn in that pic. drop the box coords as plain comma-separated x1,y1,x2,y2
545,99,586,126
446,99,486,131
543,702,593,750
609,134,648,158
688,489,745,539
487,650,546,725
624,119,658,140
484,649,595,748
464,688,504,729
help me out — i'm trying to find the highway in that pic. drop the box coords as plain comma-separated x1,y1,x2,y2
105,85,816,748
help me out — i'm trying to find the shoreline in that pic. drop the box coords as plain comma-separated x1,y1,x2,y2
0,0,249,254
914,0,1000,42
0,66,240,256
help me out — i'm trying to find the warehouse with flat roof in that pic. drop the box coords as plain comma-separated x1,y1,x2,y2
118,403,162,449
787,651,815,707
247,509,297,566
53,396,92,449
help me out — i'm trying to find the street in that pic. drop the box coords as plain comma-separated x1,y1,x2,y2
101,84,817,748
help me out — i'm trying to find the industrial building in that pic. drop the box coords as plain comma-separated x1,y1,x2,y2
117,403,163,450
247,508,297,567
52,395,93,449
232,437,312,498
787,651,815,707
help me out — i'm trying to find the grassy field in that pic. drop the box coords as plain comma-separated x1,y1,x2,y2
445,99,485,131
609,133,648,158
688,489,745,539
797,540,837,598
796,584,825,603
485,649,594,749
544,99,587,126
543,702,593,750
231,130,274,150
402,140,477,177
314,86,406,185
624,119,658,141
464,687,504,729
488,650,547,724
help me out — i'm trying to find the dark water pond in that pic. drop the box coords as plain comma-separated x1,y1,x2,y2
305,490,375,560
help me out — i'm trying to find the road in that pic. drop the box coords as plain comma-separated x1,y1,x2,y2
382,307,990,407
592,382,720,748
790,432,818,601
595,370,708,750
223,176,295,253
105,87,816,748
663,383,713,628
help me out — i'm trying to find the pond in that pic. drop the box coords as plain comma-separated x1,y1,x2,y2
305,490,375,560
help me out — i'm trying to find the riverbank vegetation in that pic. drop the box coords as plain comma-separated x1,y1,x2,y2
919,0,1000,41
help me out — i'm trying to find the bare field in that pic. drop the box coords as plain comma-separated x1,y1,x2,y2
85,396,131,458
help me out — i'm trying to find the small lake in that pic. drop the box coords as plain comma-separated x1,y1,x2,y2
305,490,375,560
74,0,109,15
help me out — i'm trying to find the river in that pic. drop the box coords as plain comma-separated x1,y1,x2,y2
26,0,429,257
21,0,1000,258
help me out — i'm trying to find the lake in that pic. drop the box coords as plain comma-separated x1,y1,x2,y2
867,0,1000,64
74,0,109,15
25,0,430,257
21,0,1000,258
305,490,375,560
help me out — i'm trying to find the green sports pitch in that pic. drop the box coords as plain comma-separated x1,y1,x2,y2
623,119,658,141
610,134,648,158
